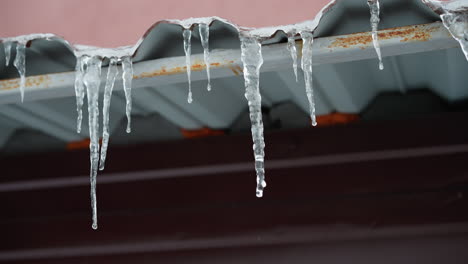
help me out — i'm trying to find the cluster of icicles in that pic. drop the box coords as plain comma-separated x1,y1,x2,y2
2,0,467,229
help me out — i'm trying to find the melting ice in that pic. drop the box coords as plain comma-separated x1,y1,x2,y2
240,35,266,198
440,13,468,61
286,35,299,82
300,31,317,126
199,23,212,91
4,42,12,66
99,57,119,171
368,0,384,70
183,28,193,103
122,56,133,133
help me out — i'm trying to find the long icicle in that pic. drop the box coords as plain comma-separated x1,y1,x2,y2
368,0,384,70
286,35,299,82
240,35,266,198
4,42,12,66
122,56,133,133
440,13,468,61
199,23,212,91
183,28,193,103
82,56,102,230
99,57,119,171
13,42,26,102
300,31,317,126
74,56,85,133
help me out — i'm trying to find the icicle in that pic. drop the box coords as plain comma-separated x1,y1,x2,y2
440,13,468,61
99,57,119,171
74,56,85,133
240,35,266,198
368,0,384,70
4,42,12,66
82,56,102,230
286,36,299,82
199,23,212,91
299,31,317,126
13,42,26,102
183,28,193,103
122,56,133,133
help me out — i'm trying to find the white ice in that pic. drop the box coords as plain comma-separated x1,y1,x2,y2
4,42,12,66
82,55,103,230
122,56,133,133
74,56,85,133
183,28,193,103
368,0,384,70
13,42,26,102
240,35,266,198
286,35,299,82
300,31,317,126
99,57,119,171
440,13,468,61
199,23,212,91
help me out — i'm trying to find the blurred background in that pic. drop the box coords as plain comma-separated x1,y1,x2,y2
1,0,468,263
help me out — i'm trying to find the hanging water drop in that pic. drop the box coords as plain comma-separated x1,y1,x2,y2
4,42,12,66
122,56,133,133
82,55,103,230
299,31,317,126
440,13,468,61
13,42,26,102
183,28,193,103
286,35,299,82
74,56,85,133
368,0,384,70
240,35,266,198
199,23,212,91
99,57,119,171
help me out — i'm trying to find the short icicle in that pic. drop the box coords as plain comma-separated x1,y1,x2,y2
286,35,299,82
13,42,26,102
4,42,12,66
240,35,266,198
299,31,317,126
82,56,103,230
122,56,133,133
99,57,119,171
74,56,85,133
199,23,212,91
368,0,384,70
183,28,193,103
440,12,468,61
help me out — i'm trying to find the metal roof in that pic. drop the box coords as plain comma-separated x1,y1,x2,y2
0,0,467,155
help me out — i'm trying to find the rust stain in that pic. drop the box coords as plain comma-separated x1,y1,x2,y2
0,75,52,91
316,112,359,127
328,24,437,49
133,60,232,79
228,65,243,76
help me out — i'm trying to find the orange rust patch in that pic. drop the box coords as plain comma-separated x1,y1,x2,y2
67,138,102,150
133,61,228,79
181,127,224,139
228,65,243,76
315,113,359,127
328,24,437,49
0,75,51,91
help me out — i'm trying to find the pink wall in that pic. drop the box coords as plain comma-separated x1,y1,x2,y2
1,0,331,47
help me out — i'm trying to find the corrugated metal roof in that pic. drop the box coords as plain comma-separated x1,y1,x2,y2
0,0,467,155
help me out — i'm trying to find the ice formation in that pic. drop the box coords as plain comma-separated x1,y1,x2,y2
122,56,133,133
199,23,212,91
183,28,193,103
240,34,266,198
81,55,103,230
99,57,119,171
368,0,384,70
3,0,468,228
286,35,299,82
4,42,12,66
300,31,317,126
